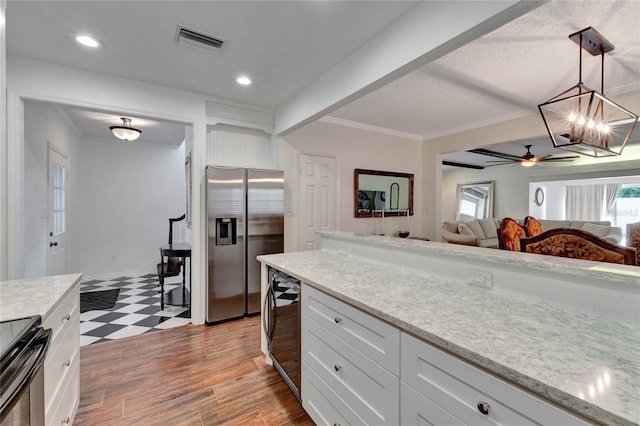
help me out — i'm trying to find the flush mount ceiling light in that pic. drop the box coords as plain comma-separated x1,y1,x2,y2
110,117,142,142
538,27,639,157
76,35,100,48
237,76,252,86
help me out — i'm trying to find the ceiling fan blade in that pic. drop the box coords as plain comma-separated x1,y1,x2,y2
540,156,580,162
468,148,522,161
485,159,517,163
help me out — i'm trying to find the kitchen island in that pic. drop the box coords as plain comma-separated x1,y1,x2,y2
1,273,82,425
258,232,639,426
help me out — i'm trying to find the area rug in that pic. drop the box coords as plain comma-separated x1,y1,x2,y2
80,289,120,313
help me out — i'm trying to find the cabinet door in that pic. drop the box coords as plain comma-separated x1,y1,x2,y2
302,284,400,375
303,361,366,426
401,333,589,426
303,315,399,425
401,383,465,426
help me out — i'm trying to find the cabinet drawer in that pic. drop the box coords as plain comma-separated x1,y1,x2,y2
302,361,366,426
43,285,79,343
47,358,79,426
302,284,400,375
401,333,588,425
44,307,80,415
303,315,399,425
401,383,465,426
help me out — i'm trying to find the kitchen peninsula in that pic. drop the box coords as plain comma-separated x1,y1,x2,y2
0,274,82,426
258,232,639,426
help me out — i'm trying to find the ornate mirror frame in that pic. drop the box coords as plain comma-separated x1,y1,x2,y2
354,169,414,218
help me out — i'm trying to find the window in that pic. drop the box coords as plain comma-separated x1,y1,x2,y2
614,185,640,245
52,162,66,235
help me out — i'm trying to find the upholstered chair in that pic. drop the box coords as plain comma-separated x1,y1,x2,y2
524,216,544,237
498,218,526,251
627,222,640,265
521,228,637,266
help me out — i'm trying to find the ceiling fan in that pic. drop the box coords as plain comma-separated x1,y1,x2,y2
468,145,579,167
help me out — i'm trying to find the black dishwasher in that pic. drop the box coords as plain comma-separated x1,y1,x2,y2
263,266,301,400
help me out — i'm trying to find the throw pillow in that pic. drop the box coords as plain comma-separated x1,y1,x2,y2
458,223,475,236
443,221,459,233
583,222,610,239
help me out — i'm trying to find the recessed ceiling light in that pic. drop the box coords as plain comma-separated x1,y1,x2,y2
76,35,100,48
237,76,252,86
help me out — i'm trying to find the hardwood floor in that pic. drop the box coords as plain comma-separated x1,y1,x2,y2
75,315,313,425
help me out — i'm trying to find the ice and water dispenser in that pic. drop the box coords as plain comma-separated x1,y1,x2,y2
215,218,237,246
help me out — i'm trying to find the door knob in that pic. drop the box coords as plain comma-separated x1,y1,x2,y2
50,241,58,247
477,401,490,415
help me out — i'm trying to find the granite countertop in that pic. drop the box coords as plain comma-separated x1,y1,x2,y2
319,230,640,286
258,250,640,426
0,273,82,322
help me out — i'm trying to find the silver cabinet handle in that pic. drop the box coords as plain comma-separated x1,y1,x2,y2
62,359,71,368
334,317,342,324
62,313,71,321
334,364,341,372
477,401,490,415
62,416,70,424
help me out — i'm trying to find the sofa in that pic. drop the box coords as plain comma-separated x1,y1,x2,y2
442,218,622,248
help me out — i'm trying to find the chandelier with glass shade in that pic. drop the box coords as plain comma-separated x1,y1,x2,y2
110,117,142,142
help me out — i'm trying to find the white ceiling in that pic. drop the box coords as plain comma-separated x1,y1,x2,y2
6,1,640,164
7,0,417,108
60,106,187,146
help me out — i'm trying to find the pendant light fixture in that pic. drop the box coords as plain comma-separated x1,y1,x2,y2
538,27,638,157
110,117,142,142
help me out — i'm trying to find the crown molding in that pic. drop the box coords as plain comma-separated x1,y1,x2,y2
319,116,422,141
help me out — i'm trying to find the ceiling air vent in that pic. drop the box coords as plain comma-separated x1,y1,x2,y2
176,26,225,53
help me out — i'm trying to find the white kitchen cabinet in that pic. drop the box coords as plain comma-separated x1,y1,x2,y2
302,284,400,426
400,382,465,426
303,362,366,426
301,284,591,426
42,283,80,426
302,284,400,375
400,333,589,426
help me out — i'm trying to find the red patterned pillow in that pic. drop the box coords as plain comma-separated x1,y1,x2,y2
499,218,526,251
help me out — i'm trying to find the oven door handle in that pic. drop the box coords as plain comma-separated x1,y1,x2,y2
262,284,272,343
270,284,277,342
0,327,52,417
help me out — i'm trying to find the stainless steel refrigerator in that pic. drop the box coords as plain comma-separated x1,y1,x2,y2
206,166,284,323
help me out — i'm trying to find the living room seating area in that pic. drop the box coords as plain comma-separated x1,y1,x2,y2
443,217,622,248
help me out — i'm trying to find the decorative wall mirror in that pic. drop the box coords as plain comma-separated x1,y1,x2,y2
455,181,495,221
354,169,414,218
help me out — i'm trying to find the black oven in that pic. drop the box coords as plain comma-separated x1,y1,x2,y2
263,267,301,400
0,316,51,426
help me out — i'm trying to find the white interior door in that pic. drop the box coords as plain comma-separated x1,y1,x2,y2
299,154,337,251
47,145,69,275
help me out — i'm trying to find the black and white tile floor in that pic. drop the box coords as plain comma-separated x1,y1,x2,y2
80,274,191,346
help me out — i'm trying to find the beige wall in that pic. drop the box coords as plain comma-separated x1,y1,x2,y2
281,121,423,252
424,89,640,240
